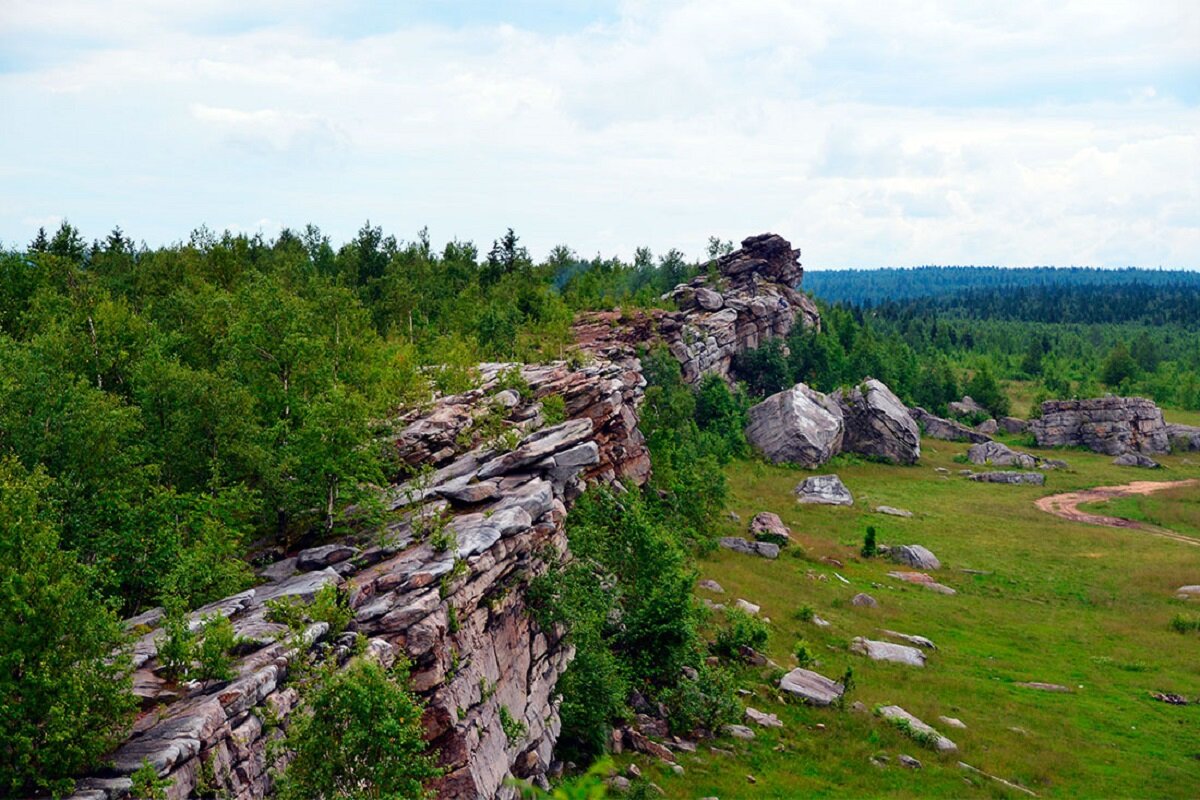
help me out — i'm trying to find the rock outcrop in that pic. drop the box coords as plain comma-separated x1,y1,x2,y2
573,233,819,385
745,383,844,466
967,441,1037,469
1030,397,1170,455
910,407,992,444
834,378,921,464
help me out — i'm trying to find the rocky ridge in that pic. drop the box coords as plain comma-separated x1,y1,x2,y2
64,235,814,800
1031,397,1169,455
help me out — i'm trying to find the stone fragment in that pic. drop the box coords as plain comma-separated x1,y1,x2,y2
939,716,967,729
749,511,791,541
734,599,761,615
976,418,998,435
899,754,923,768
968,441,1038,469
881,629,937,649
1112,452,1160,468
718,536,779,559
999,416,1029,434
876,505,913,517
877,705,957,752
851,593,878,607
888,571,957,595
834,378,921,464
698,579,725,593
1015,681,1072,693
778,667,845,706
745,384,844,467
794,474,853,506
745,707,784,728
850,637,927,667
695,287,724,310
910,407,992,443
969,471,1045,486
723,724,756,739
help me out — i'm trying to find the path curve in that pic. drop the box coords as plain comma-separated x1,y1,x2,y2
1035,479,1200,546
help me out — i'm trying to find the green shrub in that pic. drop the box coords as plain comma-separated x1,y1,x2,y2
494,365,531,399
129,758,171,800
540,394,567,426
712,608,770,658
793,605,815,623
1169,614,1200,634
275,657,441,800
794,639,815,667
861,526,878,558
661,664,740,735
192,614,238,684
158,604,197,682
500,706,528,745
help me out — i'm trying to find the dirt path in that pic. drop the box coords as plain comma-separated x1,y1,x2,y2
1035,479,1200,546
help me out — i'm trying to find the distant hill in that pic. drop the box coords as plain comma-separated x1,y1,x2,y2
804,266,1200,306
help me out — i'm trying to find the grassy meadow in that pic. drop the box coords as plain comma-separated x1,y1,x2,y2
619,435,1200,798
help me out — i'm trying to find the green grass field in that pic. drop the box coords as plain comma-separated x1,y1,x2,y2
622,439,1200,799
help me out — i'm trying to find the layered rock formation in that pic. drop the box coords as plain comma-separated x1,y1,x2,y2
833,379,921,464
1031,397,1169,455
67,234,819,800
573,233,819,384
744,383,843,466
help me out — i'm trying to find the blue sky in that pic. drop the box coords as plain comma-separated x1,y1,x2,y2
1,1,1197,267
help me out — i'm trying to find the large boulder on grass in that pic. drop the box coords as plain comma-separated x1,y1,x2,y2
833,378,920,464
745,383,844,467
967,441,1037,469
795,474,853,506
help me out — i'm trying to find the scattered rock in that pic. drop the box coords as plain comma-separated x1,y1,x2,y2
670,764,685,776
968,441,1038,469
1166,423,1200,452
958,762,1039,797
1039,458,1069,470
745,383,844,467
718,536,779,559
939,715,967,729
877,705,957,752
778,667,845,706
899,754,923,769
834,378,921,464
1177,585,1200,599
887,571,957,595
1113,452,1160,468
976,418,998,436
876,505,913,517
609,776,631,792
750,511,791,541
890,544,941,571
1015,681,1072,693
1150,692,1189,705
881,629,937,649
851,637,927,667
851,593,878,607
723,724,756,740
948,396,988,418
969,471,1046,486
745,707,784,728
626,764,642,779
934,466,950,474
795,474,853,506
698,579,725,593
734,599,761,616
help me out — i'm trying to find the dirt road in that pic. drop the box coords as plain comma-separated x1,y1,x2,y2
1035,479,1199,545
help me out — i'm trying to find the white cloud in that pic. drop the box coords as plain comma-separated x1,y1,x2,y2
0,0,1197,266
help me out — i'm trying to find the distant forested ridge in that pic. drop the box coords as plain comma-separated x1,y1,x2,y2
805,265,1200,306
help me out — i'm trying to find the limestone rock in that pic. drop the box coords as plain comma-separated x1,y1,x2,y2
1176,585,1200,599
876,505,913,517
968,441,1037,469
1113,452,1160,468
778,667,845,706
877,705,957,752
734,598,761,615
850,637,927,667
698,579,725,593
909,406,992,443
948,396,987,419
890,545,941,571
745,384,844,467
794,474,853,506
969,471,1046,486
695,287,724,311
999,416,1029,434
938,716,967,729
1166,423,1200,452
976,418,999,436
718,536,780,559
851,593,878,607
745,707,784,728
881,629,937,649
888,571,957,595
1031,396,1169,455
723,724,756,740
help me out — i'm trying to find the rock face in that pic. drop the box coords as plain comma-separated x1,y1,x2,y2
573,233,819,386
779,668,845,706
910,407,992,444
1031,397,1170,455
834,378,921,464
745,384,844,466
968,441,1038,469
795,474,854,506
1166,423,1200,452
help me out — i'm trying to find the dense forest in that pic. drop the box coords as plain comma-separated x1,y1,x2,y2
3,221,1198,795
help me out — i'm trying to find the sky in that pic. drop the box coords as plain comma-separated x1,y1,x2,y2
1,0,1197,267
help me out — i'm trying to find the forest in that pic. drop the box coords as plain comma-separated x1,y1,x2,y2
2,220,1198,796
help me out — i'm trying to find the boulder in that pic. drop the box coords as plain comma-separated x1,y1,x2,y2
890,544,940,571
745,384,844,467
745,707,784,728
976,418,998,436
851,637,926,667
698,579,725,593
938,716,967,729
722,724,756,740
1176,585,1200,599
718,537,779,559
778,667,845,706
749,511,791,541
876,505,913,517
967,441,1038,469
909,407,992,444
694,287,724,311
877,706,957,752
1113,452,1160,469
969,471,1046,486
833,378,920,464
850,593,878,607
794,474,853,506
1166,423,1200,452
888,571,957,595
1031,396,1169,455
734,598,760,615
948,396,987,419
880,629,937,649
999,416,1029,434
